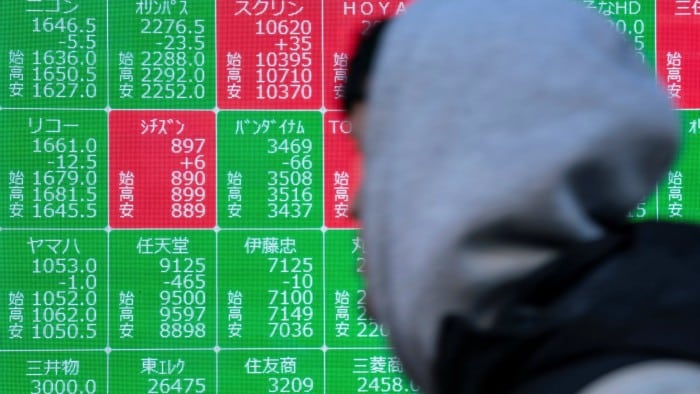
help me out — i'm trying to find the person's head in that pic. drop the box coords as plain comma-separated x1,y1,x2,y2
351,1,679,392
344,20,389,142
344,20,390,223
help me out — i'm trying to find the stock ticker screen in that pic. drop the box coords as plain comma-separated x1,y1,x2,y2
1,1,698,393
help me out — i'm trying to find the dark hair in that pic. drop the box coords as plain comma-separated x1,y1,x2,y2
343,20,389,114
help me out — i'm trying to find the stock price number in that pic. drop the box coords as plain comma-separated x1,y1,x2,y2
159,256,207,339
171,170,206,219
29,379,97,394
268,377,314,393
358,377,420,393
147,378,206,394
267,170,313,219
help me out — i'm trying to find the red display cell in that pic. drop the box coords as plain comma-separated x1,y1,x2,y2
217,1,322,109
109,111,216,228
323,0,411,110
657,2,700,109
325,111,362,228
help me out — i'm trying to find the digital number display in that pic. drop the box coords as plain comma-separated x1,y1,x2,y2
2,1,698,393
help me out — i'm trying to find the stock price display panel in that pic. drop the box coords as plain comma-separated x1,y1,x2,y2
1,1,698,393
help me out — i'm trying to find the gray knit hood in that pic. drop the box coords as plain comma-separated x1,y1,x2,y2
358,0,679,392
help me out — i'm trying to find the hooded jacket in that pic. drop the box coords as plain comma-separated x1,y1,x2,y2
358,0,679,392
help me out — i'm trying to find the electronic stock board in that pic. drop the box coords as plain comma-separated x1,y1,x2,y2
2,1,699,393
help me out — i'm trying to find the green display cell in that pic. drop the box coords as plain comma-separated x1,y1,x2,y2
325,230,391,348
109,350,214,394
326,349,422,394
0,231,107,350
578,0,655,67
0,3,107,108
219,350,322,393
109,230,216,349
217,111,323,228
0,110,108,228
108,2,215,109
219,230,323,348
657,110,700,222
0,351,107,394
326,349,420,393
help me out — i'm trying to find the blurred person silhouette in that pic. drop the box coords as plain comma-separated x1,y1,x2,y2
344,1,700,394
